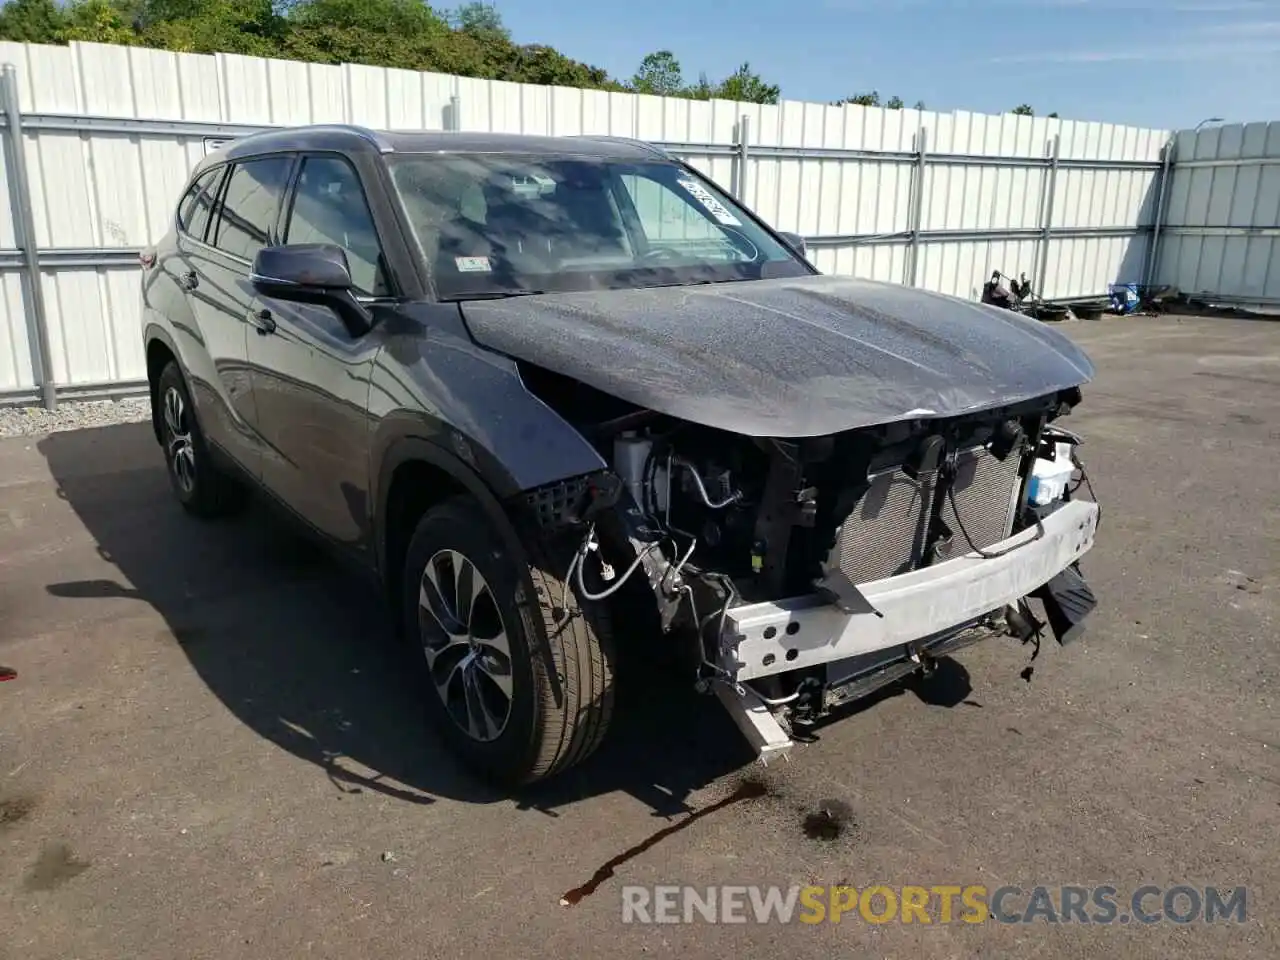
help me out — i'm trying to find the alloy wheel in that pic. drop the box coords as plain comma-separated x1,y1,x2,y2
418,549,515,742
163,385,196,495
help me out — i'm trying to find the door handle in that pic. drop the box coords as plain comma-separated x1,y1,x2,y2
180,270,199,291
249,308,276,336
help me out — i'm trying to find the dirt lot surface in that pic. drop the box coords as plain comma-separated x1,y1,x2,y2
1,314,1276,959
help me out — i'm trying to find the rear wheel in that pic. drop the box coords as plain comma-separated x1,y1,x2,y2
402,496,615,785
156,362,246,518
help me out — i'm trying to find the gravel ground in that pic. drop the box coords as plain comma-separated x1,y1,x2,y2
0,395,151,438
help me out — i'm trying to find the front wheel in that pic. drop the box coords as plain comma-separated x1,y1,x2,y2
401,497,616,785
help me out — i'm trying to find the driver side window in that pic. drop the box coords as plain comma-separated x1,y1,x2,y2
283,155,389,296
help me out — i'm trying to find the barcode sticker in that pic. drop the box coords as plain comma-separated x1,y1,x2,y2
677,178,742,226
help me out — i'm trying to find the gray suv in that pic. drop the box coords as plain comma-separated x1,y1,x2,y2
141,124,1101,786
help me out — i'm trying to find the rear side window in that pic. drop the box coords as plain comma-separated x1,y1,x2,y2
210,156,293,261
177,168,221,241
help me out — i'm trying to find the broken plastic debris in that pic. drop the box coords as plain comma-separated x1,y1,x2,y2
0,666,16,681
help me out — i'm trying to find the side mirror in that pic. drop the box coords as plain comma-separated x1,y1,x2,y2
778,231,808,260
251,244,371,336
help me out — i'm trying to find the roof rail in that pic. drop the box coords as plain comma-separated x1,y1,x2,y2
568,134,669,159
302,123,396,153
214,123,396,154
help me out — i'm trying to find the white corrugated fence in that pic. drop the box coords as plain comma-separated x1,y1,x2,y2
0,40,1176,406
1152,122,1280,305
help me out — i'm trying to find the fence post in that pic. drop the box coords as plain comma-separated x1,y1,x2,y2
734,114,751,203
1,64,55,411
1036,133,1061,300
447,94,461,132
1144,136,1175,289
908,125,928,287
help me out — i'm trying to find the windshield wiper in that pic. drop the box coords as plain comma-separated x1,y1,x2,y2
637,276,746,289
440,289,546,302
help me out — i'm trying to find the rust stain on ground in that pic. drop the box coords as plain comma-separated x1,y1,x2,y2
559,779,768,906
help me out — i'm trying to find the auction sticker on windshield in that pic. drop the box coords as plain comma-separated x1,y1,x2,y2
455,256,492,272
677,178,742,226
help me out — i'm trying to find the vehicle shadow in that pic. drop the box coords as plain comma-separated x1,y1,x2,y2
37,421,753,816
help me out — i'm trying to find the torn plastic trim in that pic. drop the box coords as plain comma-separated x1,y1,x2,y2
516,469,628,531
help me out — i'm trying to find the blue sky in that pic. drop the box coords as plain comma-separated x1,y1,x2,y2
494,0,1280,130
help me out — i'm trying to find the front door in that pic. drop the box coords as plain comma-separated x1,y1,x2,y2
247,153,389,556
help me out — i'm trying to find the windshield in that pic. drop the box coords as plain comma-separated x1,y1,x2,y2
387,154,810,300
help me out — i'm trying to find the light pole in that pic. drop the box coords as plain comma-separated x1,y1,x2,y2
1194,117,1224,132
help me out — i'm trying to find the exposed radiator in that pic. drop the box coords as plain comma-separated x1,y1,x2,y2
822,444,1022,586
934,445,1024,563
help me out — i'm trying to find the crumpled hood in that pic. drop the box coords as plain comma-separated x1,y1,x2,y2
460,274,1096,437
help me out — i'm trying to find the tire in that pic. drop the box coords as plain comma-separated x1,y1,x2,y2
156,361,246,518
401,496,615,786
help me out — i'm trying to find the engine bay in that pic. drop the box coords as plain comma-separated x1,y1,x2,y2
517,358,1098,735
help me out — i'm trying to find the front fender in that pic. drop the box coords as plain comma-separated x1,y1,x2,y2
372,433,528,579
368,309,608,499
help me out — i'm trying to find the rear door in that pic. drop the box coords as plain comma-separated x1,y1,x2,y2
191,153,297,478
167,163,263,468
246,152,388,555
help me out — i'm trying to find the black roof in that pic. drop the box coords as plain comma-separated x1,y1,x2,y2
206,124,668,166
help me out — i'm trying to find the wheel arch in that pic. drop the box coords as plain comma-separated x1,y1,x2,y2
144,323,182,445
375,434,532,612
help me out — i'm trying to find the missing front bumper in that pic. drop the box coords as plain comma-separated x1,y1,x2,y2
718,499,1099,682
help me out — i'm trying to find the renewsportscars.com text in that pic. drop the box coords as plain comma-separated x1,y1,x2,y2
621,884,1247,925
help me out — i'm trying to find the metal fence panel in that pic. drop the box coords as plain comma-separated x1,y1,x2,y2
0,39,1173,404
1154,121,1280,303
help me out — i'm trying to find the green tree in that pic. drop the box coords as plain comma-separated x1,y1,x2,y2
137,1,284,56
1011,104,1034,115
714,62,779,104
0,0,66,43
59,0,138,44
504,44,610,87
631,49,683,96
682,71,713,100
0,0,744,101
286,0,444,36
834,92,921,110
449,2,508,39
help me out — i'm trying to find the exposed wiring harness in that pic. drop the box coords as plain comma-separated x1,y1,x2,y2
946,482,1045,559
561,524,658,609
671,456,742,510
662,532,698,592
1067,458,1103,531
946,431,1105,560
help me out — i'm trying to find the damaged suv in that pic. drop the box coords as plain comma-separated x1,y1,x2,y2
141,125,1100,785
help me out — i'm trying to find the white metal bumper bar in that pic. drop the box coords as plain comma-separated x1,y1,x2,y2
721,499,1099,682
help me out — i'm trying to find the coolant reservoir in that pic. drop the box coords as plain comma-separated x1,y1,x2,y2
613,433,667,512
1027,442,1076,506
